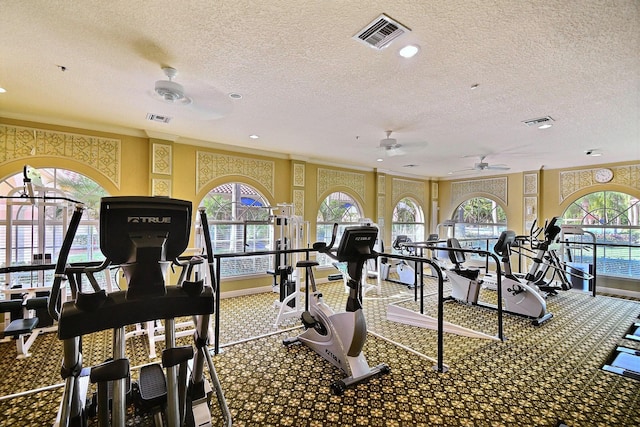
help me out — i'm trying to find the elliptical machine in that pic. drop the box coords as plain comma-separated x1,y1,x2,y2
283,224,390,395
48,197,231,427
446,230,553,326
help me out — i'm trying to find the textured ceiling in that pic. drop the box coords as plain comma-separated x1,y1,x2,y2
1,1,639,179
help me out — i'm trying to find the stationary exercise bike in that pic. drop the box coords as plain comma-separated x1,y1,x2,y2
283,224,390,395
446,230,552,326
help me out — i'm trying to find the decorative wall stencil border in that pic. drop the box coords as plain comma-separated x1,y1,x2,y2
431,182,438,200
293,163,305,187
293,189,305,217
196,151,275,197
317,168,365,200
152,143,172,175
0,124,121,188
392,178,425,206
560,164,640,202
523,173,537,195
451,177,507,205
524,196,537,231
377,175,385,194
377,195,385,225
152,178,172,197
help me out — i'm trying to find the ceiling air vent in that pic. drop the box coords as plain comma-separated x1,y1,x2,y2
146,113,172,124
353,14,410,50
522,116,554,127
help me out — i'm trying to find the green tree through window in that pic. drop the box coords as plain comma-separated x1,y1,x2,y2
562,191,639,278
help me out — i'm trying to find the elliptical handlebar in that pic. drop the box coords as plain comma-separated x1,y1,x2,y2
48,203,86,321
544,217,562,243
312,223,338,255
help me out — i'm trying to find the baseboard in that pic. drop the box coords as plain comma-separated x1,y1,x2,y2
219,278,330,300
220,285,273,299
597,286,640,300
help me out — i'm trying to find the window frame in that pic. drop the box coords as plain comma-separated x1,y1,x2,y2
561,191,640,279
199,182,273,278
391,197,425,246
0,168,107,291
315,192,363,267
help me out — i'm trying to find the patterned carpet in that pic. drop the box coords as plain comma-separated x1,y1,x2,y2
1,276,639,426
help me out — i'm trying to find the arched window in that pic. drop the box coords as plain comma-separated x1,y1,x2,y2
200,182,271,277
316,192,362,266
392,197,425,244
562,191,639,278
0,168,108,288
449,197,507,253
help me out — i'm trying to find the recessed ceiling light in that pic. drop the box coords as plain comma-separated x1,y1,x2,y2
0,87,6,93
399,44,420,58
376,158,384,162
538,123,553,129
470,83,479,90
229,93,243,99
249,134,259,139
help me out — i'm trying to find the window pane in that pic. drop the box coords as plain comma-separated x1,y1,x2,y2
0,168,109,292
201,183,272,277
316,192,362,266
391,197,424,244
562,191,639,279
450,197,507,259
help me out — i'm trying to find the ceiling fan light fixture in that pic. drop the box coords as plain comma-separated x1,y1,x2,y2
155,80,192,105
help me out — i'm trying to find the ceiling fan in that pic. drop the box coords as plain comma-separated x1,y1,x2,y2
377,130,427,157
379,131,406,157
451,155,511,174
151,67,232,120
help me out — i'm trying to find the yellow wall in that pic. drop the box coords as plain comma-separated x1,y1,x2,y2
1,117,638,293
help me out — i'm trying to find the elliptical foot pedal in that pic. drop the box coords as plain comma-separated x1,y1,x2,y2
137,363,167,410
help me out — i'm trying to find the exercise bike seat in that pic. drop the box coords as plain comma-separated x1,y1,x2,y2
446,238,480,280
296,260,319,268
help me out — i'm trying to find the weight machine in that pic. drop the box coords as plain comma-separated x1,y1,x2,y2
268,203,310,327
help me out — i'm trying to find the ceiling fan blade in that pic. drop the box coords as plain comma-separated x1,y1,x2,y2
185,82,233,120
486,165,511,170
387,146,407,157
449,167,476,174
